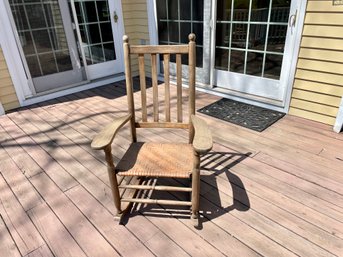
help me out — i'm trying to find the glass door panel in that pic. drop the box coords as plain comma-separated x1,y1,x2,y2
8,0,86,93
70,0,124,80
214,0,296,104
155,0,210,84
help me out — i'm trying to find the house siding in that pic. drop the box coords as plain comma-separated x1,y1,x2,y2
0,47,20,112
289,0,343,125
122,0,151,77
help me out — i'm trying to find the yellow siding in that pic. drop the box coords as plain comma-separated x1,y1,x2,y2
0,47,20,112
290,0,343,125
122,0,151,77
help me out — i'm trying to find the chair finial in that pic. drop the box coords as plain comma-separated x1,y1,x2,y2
123,35,129,43
188,33,196,42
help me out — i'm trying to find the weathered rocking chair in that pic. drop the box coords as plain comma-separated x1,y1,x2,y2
91,34,212,227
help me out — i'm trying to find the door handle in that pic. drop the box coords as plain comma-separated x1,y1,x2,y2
113,11,118,23
288,10,297,28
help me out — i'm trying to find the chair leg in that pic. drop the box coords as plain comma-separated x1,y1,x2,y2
104,146,122,221
191,152,200,227
108,170,122,219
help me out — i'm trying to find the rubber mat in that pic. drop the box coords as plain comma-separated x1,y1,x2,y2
198,98,285,132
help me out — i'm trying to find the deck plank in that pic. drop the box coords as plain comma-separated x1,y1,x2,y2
28,202,87,257
0,215,21,257
0,80,342,256
0,174,45,256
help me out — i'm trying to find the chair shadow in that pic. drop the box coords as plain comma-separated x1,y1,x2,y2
126,151,251,229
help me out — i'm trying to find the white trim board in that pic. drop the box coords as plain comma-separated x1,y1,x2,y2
0,0,32,105
0,102,5,115
334,97,343,133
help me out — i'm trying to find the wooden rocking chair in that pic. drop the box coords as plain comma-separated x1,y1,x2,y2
91,34,212,226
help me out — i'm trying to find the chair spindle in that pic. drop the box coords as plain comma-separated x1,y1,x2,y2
176,54,183,123
138,54,147,122
151,53,159,122
163,54,171,122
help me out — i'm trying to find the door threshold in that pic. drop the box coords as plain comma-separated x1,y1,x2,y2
195,85,286,113
21,73,125,107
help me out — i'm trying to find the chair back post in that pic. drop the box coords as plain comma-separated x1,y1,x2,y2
188,33,196,143
123,35,137,142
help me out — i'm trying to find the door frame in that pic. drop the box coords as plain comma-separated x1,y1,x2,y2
0,0,125,105
147,0,307,112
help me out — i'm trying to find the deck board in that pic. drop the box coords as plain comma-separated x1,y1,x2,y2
0,80,342,256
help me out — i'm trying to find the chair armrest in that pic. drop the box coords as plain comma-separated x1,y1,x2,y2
91,114,132,150
191,115,213,154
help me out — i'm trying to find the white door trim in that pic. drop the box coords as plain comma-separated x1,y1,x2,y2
283,0,307,113
0,0,33,105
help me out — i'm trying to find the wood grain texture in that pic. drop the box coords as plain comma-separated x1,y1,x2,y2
138,54,147,121
130,45,189,54
191,115,213,154
164,54,171,122
1,81,343,256
91,114,131,150
151,53,159,122
176,54,183,123
0,215,21,257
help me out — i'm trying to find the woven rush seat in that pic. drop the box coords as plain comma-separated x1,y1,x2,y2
116,142,195,178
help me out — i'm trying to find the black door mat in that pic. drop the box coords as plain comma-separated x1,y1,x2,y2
198,98,285,132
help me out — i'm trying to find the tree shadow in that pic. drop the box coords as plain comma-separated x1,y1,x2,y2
127,151,251,229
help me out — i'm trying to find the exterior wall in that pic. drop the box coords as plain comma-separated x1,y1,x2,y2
122,0,151,77
0,47,20,111
289,1,343,125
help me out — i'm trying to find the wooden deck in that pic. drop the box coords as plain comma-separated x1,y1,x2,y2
0,80,343,257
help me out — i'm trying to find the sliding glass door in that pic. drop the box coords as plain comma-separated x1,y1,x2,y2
155,0,302,107
214,0,298,104
70,0,124,80
8,0,85,93
7,0,124,93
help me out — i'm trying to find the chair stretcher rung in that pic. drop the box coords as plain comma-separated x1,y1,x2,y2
121,198,192,206
119,184,192,192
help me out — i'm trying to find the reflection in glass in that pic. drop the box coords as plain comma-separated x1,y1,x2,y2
168,0,178,20
230,50,245,73
267,25,287,52
104,43,115,61
26,56,41,77
264,54,283,79
39,53,58,75
72,0,116,65
156,0,204,68
271,0,290,22
180,23,192,43
91,45,104,63
233,0,249,21
217,0,232,21
231,24,247,49
251,0,270,22
215,48,229,70
216,23,231,48
214,0,291,80
97,1,110,21
168,22,179,42
246,52,263,76
9,0,73,77
56,51,73,72
249,24,267,50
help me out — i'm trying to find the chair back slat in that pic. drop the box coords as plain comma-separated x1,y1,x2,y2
123,34,196,142
176,54,183,123
138,54,147,122
151,53,159,122
163,54,171,122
